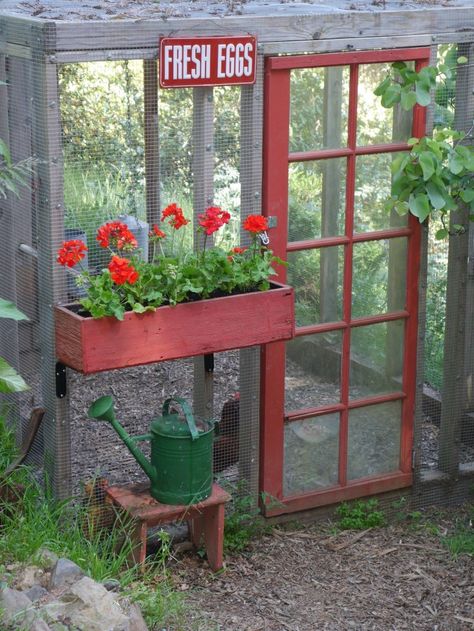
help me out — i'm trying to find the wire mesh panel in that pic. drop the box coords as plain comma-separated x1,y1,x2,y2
0,8,473,520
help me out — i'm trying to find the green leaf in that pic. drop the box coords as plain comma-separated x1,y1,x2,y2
419,152,437,181
460,188,474,203
392,61,407,71
448,154,464,175
426,182,446,209
132,303,147,313
415,83,431,107
0,298,28,321
457,56,468,64
401,89,417,111
407,137,419,146
373,76,391,96
381,83,401,108
435,228,449,239
0,357,29,393
394,200,409,216
408,193,431,222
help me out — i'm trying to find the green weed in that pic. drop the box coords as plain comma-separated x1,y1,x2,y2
444,505,474,557
220,483,271,554
335,499,386,530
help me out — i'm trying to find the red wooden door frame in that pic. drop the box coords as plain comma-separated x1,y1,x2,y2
260,48,429,516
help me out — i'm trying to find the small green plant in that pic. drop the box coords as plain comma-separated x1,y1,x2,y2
444,505,474,557
335,499,386,530
221,483,271,554
0,299,29,394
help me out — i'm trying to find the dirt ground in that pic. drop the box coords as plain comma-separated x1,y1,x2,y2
173,511,473,631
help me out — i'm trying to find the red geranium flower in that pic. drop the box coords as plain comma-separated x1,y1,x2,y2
198,206,231,236
161,203,189,230
96,221,137,250
108,255,139,285
227,246,247,262
57,239,88,268
243,215,268,234
150,224,166,239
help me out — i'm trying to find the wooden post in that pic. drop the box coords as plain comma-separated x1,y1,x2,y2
320,67,342,323
386,100,412,379
438,42,474,475
143,59,160,239
0,52,21,431
32,42,71,498
192,87,214,419
239,52,264,499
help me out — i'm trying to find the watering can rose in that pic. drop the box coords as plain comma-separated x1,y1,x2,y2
57,206,284,320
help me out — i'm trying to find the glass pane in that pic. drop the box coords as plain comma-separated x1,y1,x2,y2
352,238,407,318
354,153,408,233
286,331,342,413
357,63,413,146
284,413,340,494
347,401,402,480
287,247,344,327
290,66,349,152
350,320,405,400
288,159,346,242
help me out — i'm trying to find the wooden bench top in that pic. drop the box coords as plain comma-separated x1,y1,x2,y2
106,482,231,522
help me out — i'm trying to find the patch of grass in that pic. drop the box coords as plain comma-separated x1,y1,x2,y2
335,499,386,530
0,413,185,630
444,505,474,557
220,482,271,554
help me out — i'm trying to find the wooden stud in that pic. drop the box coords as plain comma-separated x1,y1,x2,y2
32,46,71,499
143,59,160,236
239,52,264,500
438,43,474,476
320,66,343,323
192,87,214,420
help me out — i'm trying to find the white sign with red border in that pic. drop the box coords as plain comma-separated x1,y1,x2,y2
159,36,257,88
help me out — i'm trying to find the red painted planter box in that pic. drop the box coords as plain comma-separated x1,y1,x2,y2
55,282,295,374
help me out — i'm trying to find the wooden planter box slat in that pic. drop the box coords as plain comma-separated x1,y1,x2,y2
55,282,294,374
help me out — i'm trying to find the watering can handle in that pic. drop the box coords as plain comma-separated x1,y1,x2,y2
162,397,200,441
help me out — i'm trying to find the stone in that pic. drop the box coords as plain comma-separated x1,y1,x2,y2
49,558,84,590
127,603,149,631
41,576,129,631
35,548,59,570
30,619,53,631
26,584,49,602
0,586,35,626
103,578,121,592
15,565,44,590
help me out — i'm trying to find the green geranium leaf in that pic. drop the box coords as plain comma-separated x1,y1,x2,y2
0,357,29,393
0,298,29,321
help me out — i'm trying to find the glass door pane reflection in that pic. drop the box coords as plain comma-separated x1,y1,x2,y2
347,401,402,481
284,413,339,495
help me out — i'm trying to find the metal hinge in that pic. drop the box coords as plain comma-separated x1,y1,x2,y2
55,362,67,399
267,216,277,228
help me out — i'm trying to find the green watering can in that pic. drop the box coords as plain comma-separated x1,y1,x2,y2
88,395,216,505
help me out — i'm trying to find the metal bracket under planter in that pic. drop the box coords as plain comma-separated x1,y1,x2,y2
54,282,295,374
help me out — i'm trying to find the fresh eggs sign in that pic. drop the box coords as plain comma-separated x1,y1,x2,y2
159,36,257,88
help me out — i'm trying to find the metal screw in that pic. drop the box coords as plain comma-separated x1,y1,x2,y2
206,144,212,152
257,43,263,51
49,55,56,63
254,191,260,199
48,100,56,108
207,93,213,103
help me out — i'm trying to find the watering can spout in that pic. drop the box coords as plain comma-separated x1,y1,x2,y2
88,395,157,486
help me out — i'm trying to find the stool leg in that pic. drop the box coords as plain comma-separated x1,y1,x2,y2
188,516,204,548
203,504,225,572
128,519,147,572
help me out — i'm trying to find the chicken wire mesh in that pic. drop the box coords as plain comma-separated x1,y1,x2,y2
0,10,473,521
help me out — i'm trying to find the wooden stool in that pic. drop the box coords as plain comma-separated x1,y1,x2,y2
106,482,231,572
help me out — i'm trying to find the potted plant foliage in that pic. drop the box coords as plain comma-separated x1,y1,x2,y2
55,204,294,373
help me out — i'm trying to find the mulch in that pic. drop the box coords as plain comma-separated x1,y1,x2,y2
175,512,474,631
